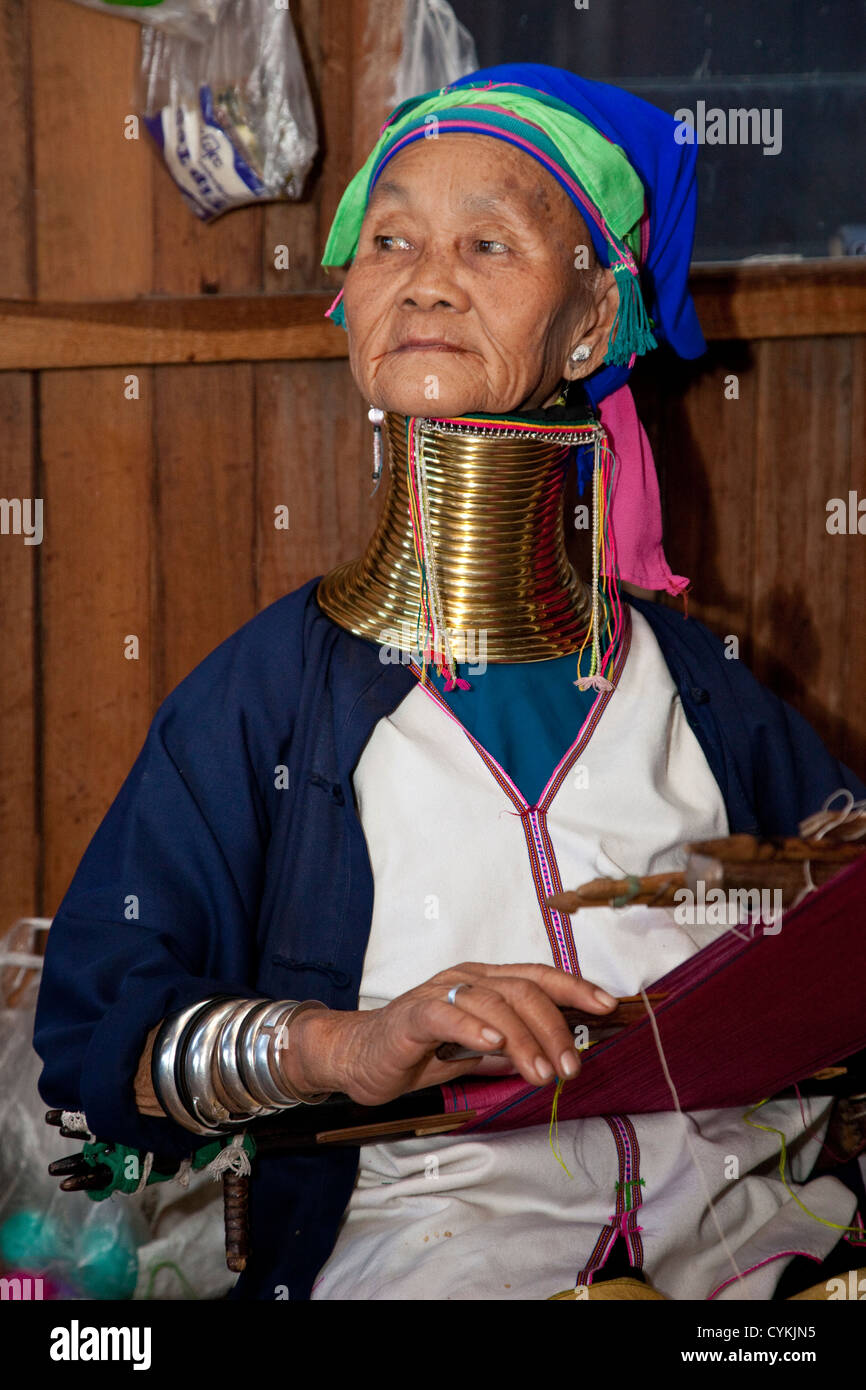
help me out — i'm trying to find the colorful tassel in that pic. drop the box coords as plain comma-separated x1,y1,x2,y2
405,419,471,692
575,673,614,692
604,261,657,367
325,288,347,330
574,429,623,691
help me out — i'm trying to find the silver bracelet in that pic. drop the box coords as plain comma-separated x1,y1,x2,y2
238,1000,293,1108
152,997,232,1136
213,998,269,1116
257,1000,332,1107
185,998,267,1131
152,995,332,1134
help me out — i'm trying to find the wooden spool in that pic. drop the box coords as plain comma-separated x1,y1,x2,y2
223,1170,250,1274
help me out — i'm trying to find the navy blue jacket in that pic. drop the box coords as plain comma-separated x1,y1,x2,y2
33,577,865,1299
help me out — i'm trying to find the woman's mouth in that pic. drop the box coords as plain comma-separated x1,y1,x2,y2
393,341,466,353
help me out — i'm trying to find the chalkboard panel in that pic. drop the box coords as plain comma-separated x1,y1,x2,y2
449,0,866,261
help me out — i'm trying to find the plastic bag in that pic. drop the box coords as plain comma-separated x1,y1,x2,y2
0,967,147,1298
0,926,235,1300
64,0,231,44
139,0,318,221
391,0,479,107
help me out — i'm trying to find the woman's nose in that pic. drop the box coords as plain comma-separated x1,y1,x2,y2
398,250,471,313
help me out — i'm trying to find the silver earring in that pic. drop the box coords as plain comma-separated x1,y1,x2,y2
570,344,592,363
368,406,385,494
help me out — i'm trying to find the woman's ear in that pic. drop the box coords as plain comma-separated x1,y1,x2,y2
563,268,619,380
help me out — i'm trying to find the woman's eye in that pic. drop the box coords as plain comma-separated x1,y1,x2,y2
374,235,412,251
475,240,509,254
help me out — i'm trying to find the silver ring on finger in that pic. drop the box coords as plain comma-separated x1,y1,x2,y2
447,983,470,1006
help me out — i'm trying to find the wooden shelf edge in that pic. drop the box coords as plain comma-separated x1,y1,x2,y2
690,258,866,340
1,261,865,370
0,293,348,370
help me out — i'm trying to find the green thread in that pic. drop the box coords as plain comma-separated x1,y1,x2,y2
615,1177,646,1211
612,874,643,908
548,1077,574,1178
743,1099,865,1237
143,1261,199,1301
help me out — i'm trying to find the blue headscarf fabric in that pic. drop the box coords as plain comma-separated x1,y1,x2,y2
448,63,706,408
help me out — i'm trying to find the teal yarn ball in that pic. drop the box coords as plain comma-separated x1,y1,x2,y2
0,1209,66,1271
76,1223,138,1300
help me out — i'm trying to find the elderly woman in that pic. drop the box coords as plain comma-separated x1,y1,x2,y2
34,63,865,1302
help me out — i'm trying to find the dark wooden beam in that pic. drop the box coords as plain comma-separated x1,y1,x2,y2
1,260,864,370
0,293,346,370
689,258,866,340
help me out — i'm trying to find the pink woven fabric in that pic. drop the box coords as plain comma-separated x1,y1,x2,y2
598,385,689,596
442,854,866,1130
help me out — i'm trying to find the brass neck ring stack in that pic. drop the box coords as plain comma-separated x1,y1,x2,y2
316,410,603,667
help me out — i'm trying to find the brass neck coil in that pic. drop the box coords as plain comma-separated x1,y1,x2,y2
316,411,592,663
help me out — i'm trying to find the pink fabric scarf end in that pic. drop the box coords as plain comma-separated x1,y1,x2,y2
597,385,689,598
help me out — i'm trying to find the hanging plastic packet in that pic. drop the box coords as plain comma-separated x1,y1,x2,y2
63,0,230,44
391,0,478,107
138,0,317,221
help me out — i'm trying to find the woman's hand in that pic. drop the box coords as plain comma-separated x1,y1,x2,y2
282,962,618,1107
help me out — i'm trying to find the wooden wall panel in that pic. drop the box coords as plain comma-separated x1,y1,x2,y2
151,173,263,297
153,364,257,699
750,338,855,753
254,360,379,608
263,0,331,296
0,0,38,924
637,334,865,784
352,0,406,168
32,0,150,299
40,368,153,907
635,344,760,652
0,0,35,298
0,374,38,922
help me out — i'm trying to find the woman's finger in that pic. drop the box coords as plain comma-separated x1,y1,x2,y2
451,961,617,1013
401,994,507,1055
433,980,578,1087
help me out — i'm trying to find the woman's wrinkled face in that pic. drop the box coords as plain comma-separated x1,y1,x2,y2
340,133,614,417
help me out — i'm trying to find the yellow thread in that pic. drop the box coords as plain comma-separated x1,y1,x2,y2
575,449,604,676
549,1077,574,1178
742,1098,864,1236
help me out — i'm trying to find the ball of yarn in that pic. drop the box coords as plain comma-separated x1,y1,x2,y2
0,1209,67,1271
76,1223,138,1300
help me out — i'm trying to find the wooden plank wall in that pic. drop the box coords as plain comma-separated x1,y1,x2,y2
1,0,863,933
633,337,866,778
